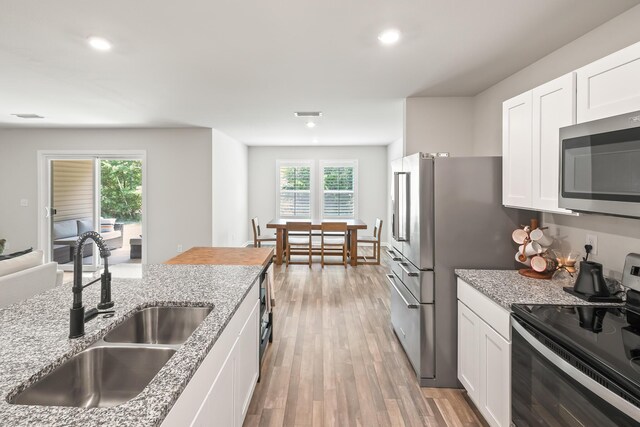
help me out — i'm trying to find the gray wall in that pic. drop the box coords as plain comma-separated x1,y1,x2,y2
0,128,213,264
248,145,388,242
471,4,640,275
404,97,475,156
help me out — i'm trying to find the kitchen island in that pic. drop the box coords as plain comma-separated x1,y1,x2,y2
0,247,272,426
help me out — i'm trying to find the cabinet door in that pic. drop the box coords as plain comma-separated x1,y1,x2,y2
191,342,236,427
577,41,640,123
531,73,576,214
479,322,511,427
235,299,260,425
457,301,481,405
503,92,533,208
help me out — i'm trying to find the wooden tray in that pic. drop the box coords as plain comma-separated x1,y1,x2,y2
519,268,554,280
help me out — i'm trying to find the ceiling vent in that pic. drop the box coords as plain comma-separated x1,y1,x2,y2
12,113,44,119
294,112,322,118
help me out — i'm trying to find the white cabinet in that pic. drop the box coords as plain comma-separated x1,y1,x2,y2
457,301,480,404
162,282,260,427
502,92,533,208
502,73,575,214
235,298,260,422
531,74,575,214
457,278,511,427
577,41,640,123
479,320,511,427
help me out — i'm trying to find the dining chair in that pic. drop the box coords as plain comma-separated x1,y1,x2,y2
320,222,348,268
285,222,312,267
356,218,383,265
251,217,276,248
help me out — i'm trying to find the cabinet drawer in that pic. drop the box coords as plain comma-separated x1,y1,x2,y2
457,278,510,341
388,274,421,370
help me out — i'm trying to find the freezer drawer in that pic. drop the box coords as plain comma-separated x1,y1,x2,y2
387,274,435,379
397,261,434,303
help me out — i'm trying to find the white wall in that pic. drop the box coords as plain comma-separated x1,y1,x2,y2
471,4,640,275
248,145,387,241
212,130,248,247
404,97,475,156
0,128,213,264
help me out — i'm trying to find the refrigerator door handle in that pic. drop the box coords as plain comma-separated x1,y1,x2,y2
385,249,401,261
399,262,419,277
396,172,409,242
386,275,419,309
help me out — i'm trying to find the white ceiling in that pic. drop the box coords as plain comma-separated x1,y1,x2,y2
0,0,638,145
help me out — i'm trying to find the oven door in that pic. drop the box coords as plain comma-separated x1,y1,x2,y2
559,117,640,218
512,318,640,426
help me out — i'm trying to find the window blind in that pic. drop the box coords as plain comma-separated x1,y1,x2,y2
279,165,311,217
322,165,355,218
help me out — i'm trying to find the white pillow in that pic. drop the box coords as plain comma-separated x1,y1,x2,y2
0,250,44,278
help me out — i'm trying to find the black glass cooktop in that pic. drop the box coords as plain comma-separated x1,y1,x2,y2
512,304,640,396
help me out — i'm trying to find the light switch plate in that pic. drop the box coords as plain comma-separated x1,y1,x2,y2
19,199,28,207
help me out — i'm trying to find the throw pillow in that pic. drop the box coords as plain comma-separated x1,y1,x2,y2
77,219,94,235
101,218,116,233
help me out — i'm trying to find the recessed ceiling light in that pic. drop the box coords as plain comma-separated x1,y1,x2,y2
306,121,316,129
378,29,400,45
12,113,44,119
294,112,322,118
87,36,112,51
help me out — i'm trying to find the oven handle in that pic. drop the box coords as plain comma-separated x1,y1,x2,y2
512,320,640,421
386,274,419,309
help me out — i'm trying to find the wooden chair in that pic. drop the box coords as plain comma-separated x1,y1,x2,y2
357,218,383,265
251,217,276,248
286,222,312,267
320,222,348,268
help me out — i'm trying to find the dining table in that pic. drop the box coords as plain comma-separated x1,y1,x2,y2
265,219,368,266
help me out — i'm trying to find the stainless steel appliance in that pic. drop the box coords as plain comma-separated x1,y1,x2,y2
388,154,530,387
258,261,273,380
511,253,640,426
559,109,640,218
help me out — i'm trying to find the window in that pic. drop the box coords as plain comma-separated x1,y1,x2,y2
277,161,313,218
321,161,357,218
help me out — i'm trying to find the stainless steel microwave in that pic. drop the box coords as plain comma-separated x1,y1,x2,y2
559,110,640,218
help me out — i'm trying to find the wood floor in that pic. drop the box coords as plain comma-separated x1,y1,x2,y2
244,251,487,427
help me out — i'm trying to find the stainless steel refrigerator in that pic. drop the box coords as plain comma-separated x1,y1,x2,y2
387,153,530,387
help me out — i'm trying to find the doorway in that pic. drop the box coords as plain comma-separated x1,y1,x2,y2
38,151,146,272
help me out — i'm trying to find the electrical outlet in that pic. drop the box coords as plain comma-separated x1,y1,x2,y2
19,198,28,207
585,234,598,255
177,244,183,253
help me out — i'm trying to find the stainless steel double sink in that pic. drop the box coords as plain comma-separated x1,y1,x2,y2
9,306,213,408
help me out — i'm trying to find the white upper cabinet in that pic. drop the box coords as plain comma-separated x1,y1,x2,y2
502,92,533,208
576,41,640,123
531,73,576,213
502,73,575,214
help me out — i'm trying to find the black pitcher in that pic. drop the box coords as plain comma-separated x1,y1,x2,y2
574,261,609,297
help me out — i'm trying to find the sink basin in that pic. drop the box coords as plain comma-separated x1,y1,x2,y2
104,306,213,345
10,346,175,408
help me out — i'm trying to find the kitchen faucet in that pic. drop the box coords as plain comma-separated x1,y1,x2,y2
69,231,114,339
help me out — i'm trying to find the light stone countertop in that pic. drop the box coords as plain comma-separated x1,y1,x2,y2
0,263,262,426
455,269,622,311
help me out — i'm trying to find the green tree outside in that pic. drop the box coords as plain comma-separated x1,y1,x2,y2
101,160,142,222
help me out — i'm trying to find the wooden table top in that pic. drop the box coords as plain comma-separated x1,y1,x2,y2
266,218,367,229
165,247,273,267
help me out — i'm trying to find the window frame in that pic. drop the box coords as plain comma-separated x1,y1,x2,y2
275,159,316,219
319,159,358,220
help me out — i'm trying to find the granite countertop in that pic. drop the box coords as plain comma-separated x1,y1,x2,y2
455,269,622,310
0,263,263,426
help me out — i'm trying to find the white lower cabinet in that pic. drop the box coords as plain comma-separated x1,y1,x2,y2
457,278,511,427
162,282,260,427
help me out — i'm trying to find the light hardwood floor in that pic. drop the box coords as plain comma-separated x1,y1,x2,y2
244,251,487,427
